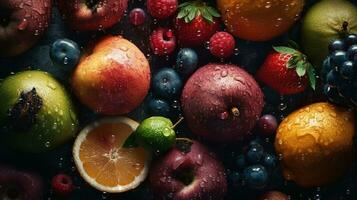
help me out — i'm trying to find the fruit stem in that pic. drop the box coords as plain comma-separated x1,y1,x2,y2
231,107,240,117
172,117,184,129
340,21,349,37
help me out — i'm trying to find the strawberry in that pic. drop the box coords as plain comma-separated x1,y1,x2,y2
209,31,236,58
150,27,176,56
51,173,75,196
175,1,221,47
256,46,316,95
147,0,178,19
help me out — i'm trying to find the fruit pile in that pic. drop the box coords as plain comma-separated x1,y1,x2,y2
0,0,357,199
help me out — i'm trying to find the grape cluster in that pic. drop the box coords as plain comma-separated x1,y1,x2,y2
228,140,278,190
322,34,357,108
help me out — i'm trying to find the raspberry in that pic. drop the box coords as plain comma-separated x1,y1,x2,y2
51,173,75,196
209,32,236,58
150,27,176,56
147,0,178,19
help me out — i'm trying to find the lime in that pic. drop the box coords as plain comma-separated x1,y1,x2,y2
135,116,176,153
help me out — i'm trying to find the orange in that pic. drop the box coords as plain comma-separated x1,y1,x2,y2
73,117,151,193
217,0,304,41
275,102,355,187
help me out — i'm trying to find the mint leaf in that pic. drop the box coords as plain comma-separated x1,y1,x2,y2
273,46,298,55
206,6,221,17
296,61,306,77
307,64,316,90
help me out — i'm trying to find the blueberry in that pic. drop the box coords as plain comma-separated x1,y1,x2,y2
50,39,80,70
243,165,269,189
246,143,265,164
340,61,354,79
263,154,277,169
235,154,246,169
347,45,357,60
326,70,340,86
330,51,347,66
346,34,357,46
328,39,345,53
323,85,344,104
228,171,241,187
175,48,198,77
148,98,171,117
152,68,183,99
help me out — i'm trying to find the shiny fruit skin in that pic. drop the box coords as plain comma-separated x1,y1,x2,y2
0,71,79,153
275,102,355,187
72,36,151,115
0,0,52,57
217,0,304,41
181,64,264,142
301,0,357,67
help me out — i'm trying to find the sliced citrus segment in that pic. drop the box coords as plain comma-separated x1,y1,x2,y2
73,117,150,193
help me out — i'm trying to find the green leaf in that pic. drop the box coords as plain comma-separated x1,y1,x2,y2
179,2,191,8
287,40,300,50
123,131,139,148
287,56,299,68
296,61,307,77
187,7,198,22
206,6,221,17
177,9,189,19
201,7,213,23
273,46,298,55
307,64,316,90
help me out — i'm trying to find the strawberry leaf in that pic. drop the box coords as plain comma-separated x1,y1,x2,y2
307,64,316,90
296,61,306,77
273,46,298,55
206,6,221,17
201,7,213,23
287,40,300,50
177,9,189,19
287,56,299,68
187,7,198,21
179,2,191,8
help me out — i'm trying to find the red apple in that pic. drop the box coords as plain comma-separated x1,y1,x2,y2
72,36,151,115
181,64,264,142
149,138,227,200
0,0,51,57
57,0,128,31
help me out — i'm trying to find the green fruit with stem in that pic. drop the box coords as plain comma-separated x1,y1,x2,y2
301,0,357,67
0,70,79,153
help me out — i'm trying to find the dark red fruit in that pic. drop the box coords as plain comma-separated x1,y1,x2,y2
0,0,52,57
129,8,146,26
147,0,178,19
209,32,236,58
0,165,43,200
57,0,128,31
150,27,176,56
257,114,278,136
149,138,227,200
51,173,75,196
181,64,264,142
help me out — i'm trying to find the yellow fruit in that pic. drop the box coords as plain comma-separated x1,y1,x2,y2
217,0,304,41
275,102,355,187
73,117,150,193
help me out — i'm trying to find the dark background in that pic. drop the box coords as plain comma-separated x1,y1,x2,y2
1,0,357,199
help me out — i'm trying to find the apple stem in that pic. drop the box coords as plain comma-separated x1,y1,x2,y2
231,107,240,117
172,117,184,129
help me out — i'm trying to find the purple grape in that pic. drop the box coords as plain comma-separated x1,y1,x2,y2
258,114,278,136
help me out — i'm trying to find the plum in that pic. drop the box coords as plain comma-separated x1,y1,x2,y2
149,138,227,200
181,64,264,142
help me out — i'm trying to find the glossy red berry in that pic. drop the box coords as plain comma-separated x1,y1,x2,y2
150,27,176,56
129,8,146,26
209,32,236,58
51,173,75,196
147,0,178,19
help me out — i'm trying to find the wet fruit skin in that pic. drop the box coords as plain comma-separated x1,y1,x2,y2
0,0,52,57
258,191,289,200
57,0,128,31
181,64,264,142
0,71,79,153
301,0,357,67
149,139,227,200
217,0,304,41
0,165,43,200
71,36,151,115
275,102,355,187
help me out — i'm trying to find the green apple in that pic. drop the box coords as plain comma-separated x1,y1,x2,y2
301,0,357,68
0,70,79,153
